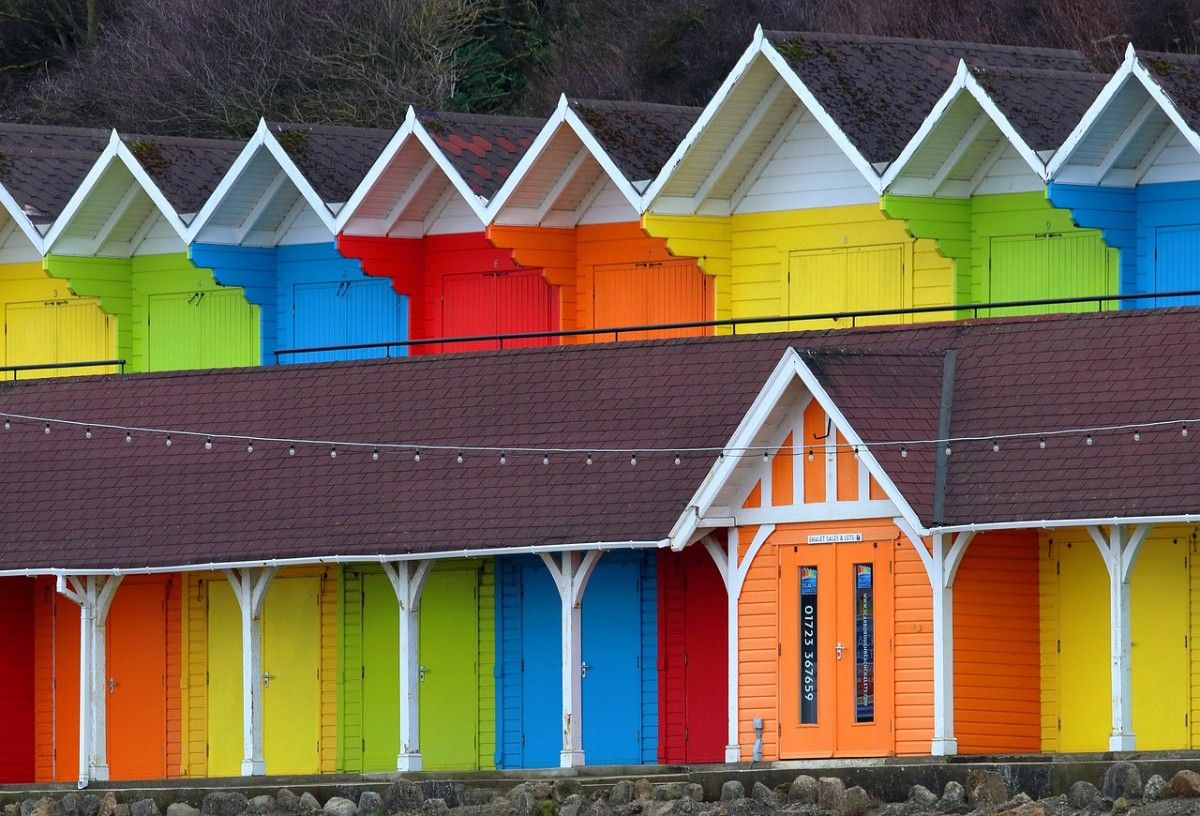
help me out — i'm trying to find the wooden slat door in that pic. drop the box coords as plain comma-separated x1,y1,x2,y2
1154,225,1200,307
418,566,481,769
262,577,321,775
106,580,169,779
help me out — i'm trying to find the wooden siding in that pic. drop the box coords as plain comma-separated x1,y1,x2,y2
953,531,1040,754
641,215,732,328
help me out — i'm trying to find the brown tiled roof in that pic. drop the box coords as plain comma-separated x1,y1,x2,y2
568,99,702,183
267,122,395,205
415,110,543,200
0,123,110,225
764,30,1098,164
121,133,245,216
971,66,1111,152
3,308,1200,571
1137,51,1200,135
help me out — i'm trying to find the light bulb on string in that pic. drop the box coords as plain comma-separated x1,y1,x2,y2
500,452,507,465
674,453,681,466
165,435,172,447
414,449,421,463
204,438,213,451
43,423,50,435
991,439,999,453
542,454,549,466
1134,429,1141,442
456,452,463,464
288,445,296,456
900,446,908,458
124,432,132,444
586,453,593,466
1039,437,1046,449
330,447,337,459
372,449,380,462
1184,424,1190,438
944,444,952,456
762,450,770,462
85,428,92,439
630,453,638,466
3,420,9,430
1085,433,1094,446
246,442,254,454
806,448,813,461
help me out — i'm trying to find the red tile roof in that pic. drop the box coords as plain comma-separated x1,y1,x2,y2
415,110,544,199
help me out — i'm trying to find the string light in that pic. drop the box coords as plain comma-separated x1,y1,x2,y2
1086,433,1094,446
330,447,337,458
456,451,463,464
165,435,172,447
499,452,507,465
900,446,907,458
372,449,380,461
674,453,681,465
807,448,814,461
944,444,952,456
1039,437,1046,449
413,449,421,462
246,442,254,454
3,420,9,430
124,432,132,444
288,445,296,456
586,453,593,466
84,428,92,439
43,423,50,435
204,438,213,451
991,439,999,453
631,453,638,466
542,454,549,466
1184,424,1190,438
1134,429,1141,442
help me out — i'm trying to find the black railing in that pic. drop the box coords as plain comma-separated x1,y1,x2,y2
273,288,1200,361
0,359,126,381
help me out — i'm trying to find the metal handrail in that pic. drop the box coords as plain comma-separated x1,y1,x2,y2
272,288,1200,360
1,360,126,380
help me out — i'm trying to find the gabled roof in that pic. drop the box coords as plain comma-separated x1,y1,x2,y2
266,122,394,205
42,131,191,257
0,123,109,231
3,308,1200,573
1049,46,1200,186
884,61,1107,195
119,133,244,218
489,95,699,225
337,107,541,237
766,30,1096,165
646,28,1093,215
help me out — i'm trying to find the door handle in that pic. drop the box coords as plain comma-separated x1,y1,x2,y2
581,661,591,679
108,677,117,695
835,642,845,661
419,665,427,682
262,672,275,688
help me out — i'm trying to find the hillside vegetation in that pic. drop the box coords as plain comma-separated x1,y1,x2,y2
1,0,1199,137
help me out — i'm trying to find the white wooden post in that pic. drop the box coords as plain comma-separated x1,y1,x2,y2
56,574,122,788
1086,523,1151,752
702,524,775,764
381,560,434,772
540,550,603,768
224,567,275,776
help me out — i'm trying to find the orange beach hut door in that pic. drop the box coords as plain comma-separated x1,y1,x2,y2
779,540,893,758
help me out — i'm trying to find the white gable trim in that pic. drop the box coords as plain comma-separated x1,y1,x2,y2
186,119,335,244
486,95,643,223
882,61,1046,193
1048,46,1200,181
0,181,45,255
43,131,189,255
666,348,926,550
333,108,418,233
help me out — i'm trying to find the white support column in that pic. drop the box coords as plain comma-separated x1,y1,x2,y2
703,523,774,763
381,560,434,772
1086,523,1151,752
57,574,123,788
540,550,603,768
224,567,276,776
927,532,973,756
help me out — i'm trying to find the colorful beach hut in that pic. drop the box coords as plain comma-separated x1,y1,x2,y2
643,29,1098,329
1048,47,1200,308
881,60,1115,315
187,121,403,365
336,107,544,353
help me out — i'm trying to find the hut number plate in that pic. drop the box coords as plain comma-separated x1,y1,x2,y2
807,533,863,544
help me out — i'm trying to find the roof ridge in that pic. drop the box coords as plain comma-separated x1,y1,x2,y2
967,63,1107,79
122,132,246,150
416,109,544,127
569,98,703,114
763,29,1090,60
267,121,396,137
0,121,111,138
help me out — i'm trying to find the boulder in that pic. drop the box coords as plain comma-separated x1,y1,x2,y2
420,801,449,816
751,784,775,805
1133,800,1200,816
165,806,199,816
82,796,102,816
98,795,120,816
421,784,464,809
357,793,384,816
788,777,818,806
634,781,656,802
247,797,276,815
1005,805,1044,816
655,785,687,803
387,782,426,814
937,782,966,812
908,786,938,808
558,796,585,816
1111,798,1135,815
839,787,872,816
1067,781,1100,810
61,793,85,816
609,783,634,807
276,793,300,813
201,794,247,816
30,800,61,816
1103,762,1143,801
1144,775,1170,803
818,779,847,811
1171,771,1200,798
966,771,1009,807
720,783,745,803
129,801,159,816
5,806,18,816
115,806,131,816
298,795,320,815
323,799,356,816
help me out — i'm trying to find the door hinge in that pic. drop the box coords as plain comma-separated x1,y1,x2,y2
361,665,365,679
684,727,689,742
1056,561,1061,575
777,722,782,736
778,565,782,578
1057,718,1062,731
1056,639,1061,654
682,652,688,666
206,744,210,757
778,643,782,656
521,733,526,747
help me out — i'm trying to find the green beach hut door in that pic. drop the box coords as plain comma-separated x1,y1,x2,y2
987,232,1113,316
147,289,258,371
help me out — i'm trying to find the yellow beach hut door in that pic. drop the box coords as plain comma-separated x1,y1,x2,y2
779,540,894,758
1055,537,1188,751
787,245,904,329
205,576,322,775
5,299,112,375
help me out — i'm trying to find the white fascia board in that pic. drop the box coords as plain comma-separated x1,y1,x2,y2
758,39,883,194
1128,56,1200,163
409,119,491,229
666,348,927,550
485,96,570,222
882,65,970,190
642,27,767,209
1046,51,1139,178
332,108,417,234
0,538,670,578
928,513,1200,535
961,69,1046,181
186,120,334,244
563,106,644,212
0,182,45,255
43,132,188,253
